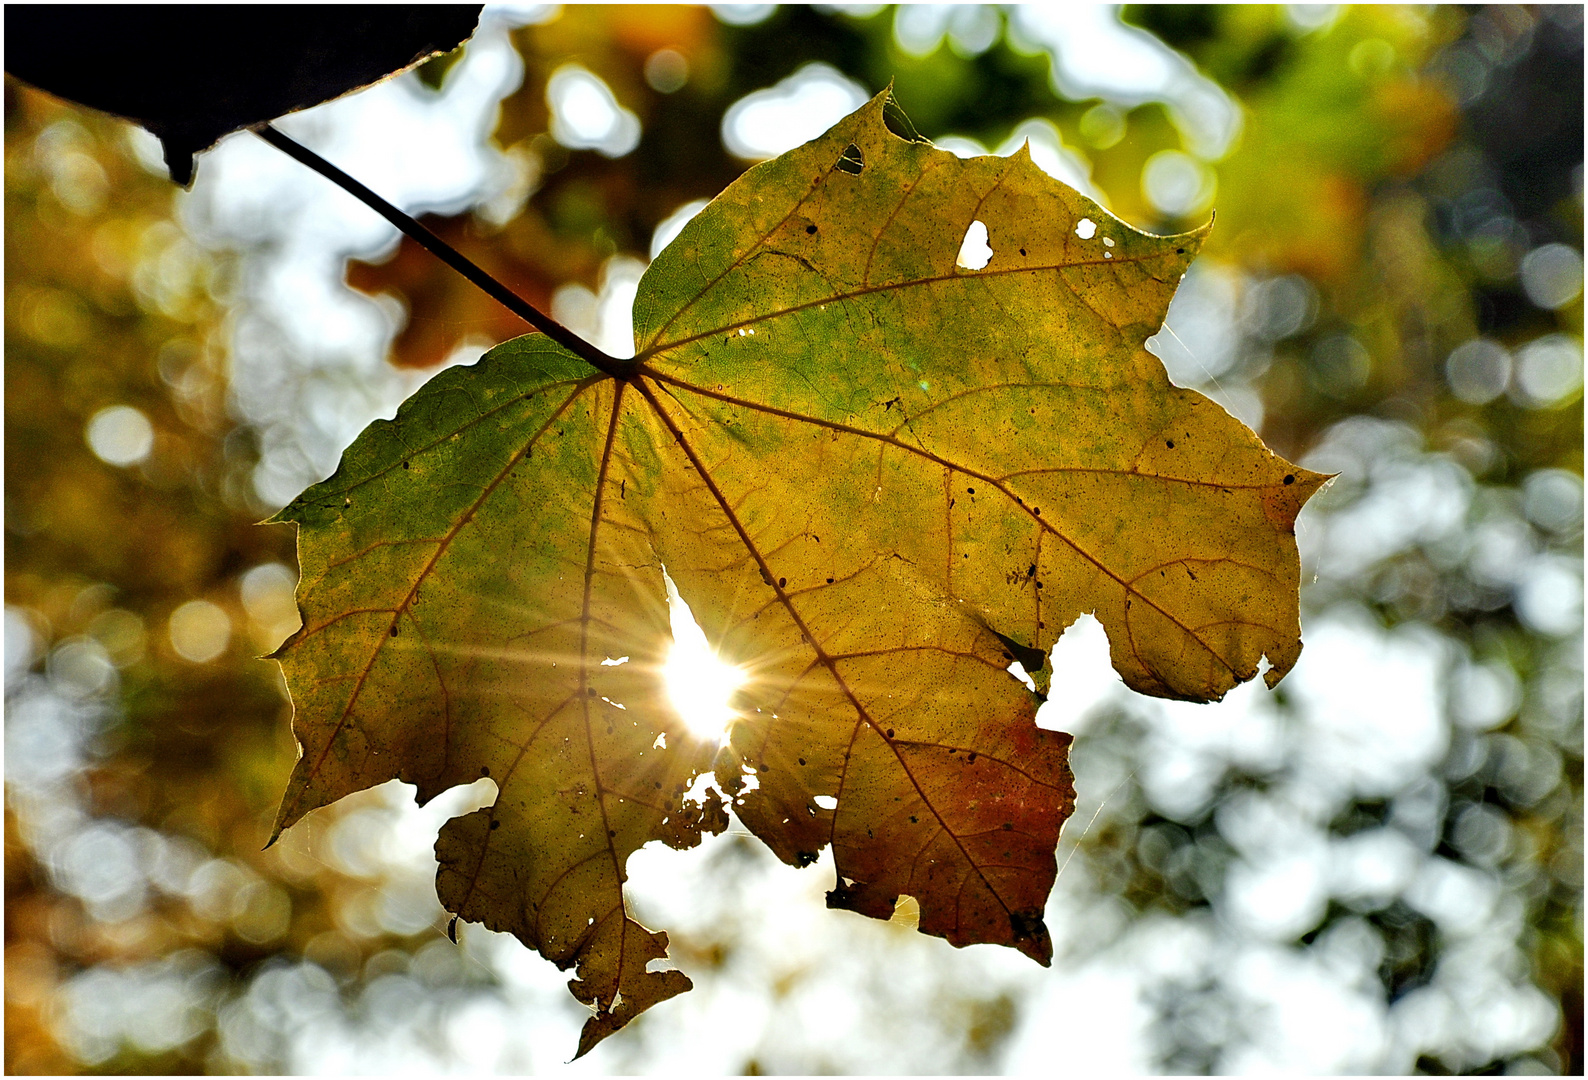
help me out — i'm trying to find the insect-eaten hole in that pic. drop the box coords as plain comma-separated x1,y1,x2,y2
834,142,865,175
1075,217,1097,240
889,894,921,931
813,794,838,811
738,764,762,793
956,219,993,270
681,770,721,807
662,566,747,743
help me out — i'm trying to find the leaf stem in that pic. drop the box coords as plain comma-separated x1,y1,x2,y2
253,124,627,378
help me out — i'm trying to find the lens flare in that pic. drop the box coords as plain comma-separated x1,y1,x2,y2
661,570,746,741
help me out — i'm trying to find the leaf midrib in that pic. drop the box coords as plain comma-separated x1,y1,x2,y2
633,377,1034,931
639,369,1243,680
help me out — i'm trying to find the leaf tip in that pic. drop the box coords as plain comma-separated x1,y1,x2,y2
259,500,308,527
1010,909,1053,966
571,968,695,1059
877,86,928,144
264,620,306,660
1262,662,1289,691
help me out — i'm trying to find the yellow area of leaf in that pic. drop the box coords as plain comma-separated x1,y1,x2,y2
270,92,1324,1056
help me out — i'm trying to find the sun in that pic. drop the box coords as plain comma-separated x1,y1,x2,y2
661,571,747,742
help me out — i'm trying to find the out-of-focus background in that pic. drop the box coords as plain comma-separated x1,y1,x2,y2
5,4,1581,1073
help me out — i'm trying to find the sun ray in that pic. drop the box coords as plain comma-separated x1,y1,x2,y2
661,568,747,742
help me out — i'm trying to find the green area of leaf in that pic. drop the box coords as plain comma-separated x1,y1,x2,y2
270,93,1324,1055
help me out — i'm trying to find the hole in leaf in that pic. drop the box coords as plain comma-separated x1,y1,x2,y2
814,794,838,810
882,95,927,142
834,143,864,175
956,219,992,270
1075,218,1097,239
661,567,746,742
1007,661,1037,692
682,771,721,806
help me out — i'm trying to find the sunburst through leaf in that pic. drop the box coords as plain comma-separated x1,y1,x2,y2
662,568,747,743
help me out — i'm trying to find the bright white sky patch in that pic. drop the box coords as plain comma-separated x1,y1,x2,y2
721,63,869,161
1286,607,1448,799
1010,5,1240,159
546,64,641,157
1036,612,1119,734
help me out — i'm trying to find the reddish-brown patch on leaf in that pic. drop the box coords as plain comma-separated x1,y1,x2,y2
832,723,1073,965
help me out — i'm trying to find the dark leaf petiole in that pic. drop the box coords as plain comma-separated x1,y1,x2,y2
254,124,627,378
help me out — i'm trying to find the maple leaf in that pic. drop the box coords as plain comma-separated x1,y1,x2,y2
268,92,1326,1056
